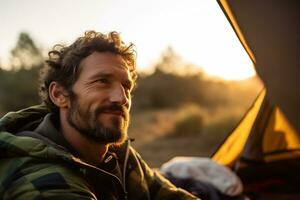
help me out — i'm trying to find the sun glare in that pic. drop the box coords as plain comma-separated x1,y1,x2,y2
127,0,255,80
0,0,255,80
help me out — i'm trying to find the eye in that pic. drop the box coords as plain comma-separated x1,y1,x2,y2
98,78,110,84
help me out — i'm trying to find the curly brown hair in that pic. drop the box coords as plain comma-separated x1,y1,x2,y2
39,31,137,113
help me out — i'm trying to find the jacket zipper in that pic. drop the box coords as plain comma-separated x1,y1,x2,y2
122,139,131,199
72,140,131,200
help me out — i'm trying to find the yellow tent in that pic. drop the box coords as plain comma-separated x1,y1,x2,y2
212,1,300,197
212,91,300,197
216,0,300,134
213,90,300,166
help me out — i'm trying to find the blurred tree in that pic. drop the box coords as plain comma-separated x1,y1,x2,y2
10,32,43,70
156,47,178,72
132,47,261,112
156,47,202,76
133,68,206,110
0,32,42,116
0,67,41,114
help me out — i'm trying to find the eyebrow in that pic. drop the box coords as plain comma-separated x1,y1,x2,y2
89,72,113,80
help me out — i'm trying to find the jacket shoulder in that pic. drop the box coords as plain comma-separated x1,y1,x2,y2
0,156,96,199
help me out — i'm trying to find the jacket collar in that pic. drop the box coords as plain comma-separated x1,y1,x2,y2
34,113,78,155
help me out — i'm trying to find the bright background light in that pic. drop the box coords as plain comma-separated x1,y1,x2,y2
0,0,255,80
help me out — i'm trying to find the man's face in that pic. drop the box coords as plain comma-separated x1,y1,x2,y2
66,52,134,145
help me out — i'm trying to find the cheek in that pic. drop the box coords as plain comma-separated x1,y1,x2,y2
89,89,109,103
78,91,107,106
75,83,108,100
71,96,94,118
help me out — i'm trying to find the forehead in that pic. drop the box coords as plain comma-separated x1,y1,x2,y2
78,51,131,80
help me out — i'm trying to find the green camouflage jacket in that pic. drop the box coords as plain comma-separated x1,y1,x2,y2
0,105,199,200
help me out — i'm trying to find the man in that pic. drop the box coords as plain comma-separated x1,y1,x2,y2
0,31,199,199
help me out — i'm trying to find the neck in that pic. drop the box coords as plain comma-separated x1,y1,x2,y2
59,110,108,166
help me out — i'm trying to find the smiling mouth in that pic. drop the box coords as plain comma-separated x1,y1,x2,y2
102,111,125,117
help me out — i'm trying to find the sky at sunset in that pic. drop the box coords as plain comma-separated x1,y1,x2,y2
0,0,255,80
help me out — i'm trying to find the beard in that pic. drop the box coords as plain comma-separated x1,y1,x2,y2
66,96,130,145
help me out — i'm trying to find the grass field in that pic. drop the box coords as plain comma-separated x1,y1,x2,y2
129,103,250,167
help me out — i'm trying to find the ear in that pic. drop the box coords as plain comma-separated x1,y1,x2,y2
49,82,70,108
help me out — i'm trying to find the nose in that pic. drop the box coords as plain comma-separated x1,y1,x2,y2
110,85,130,106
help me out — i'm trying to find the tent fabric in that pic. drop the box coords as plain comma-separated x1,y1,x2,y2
217,0,300,134
212,90,266,167
212,90,300,167
211,88,300,197
210,2,300,197
262,108,300,162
